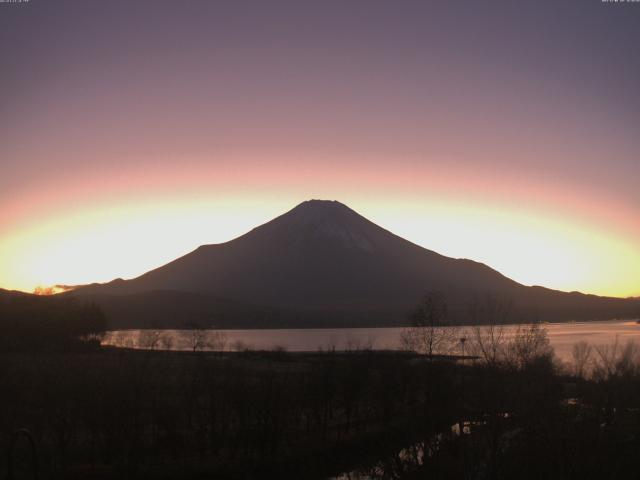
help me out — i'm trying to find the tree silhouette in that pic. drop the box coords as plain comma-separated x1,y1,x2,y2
401,291,456,358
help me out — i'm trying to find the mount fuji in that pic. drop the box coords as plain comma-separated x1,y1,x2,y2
71,200,639,328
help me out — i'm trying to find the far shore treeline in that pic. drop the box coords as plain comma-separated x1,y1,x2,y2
0,291,106,351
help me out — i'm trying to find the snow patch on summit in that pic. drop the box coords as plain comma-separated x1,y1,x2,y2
314,219,375,252
282,200,378,252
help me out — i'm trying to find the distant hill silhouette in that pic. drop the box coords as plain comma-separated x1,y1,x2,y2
0,288,106,350
71,200,639,328
0,288,32,298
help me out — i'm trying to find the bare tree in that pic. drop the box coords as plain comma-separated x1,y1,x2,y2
593,337,621,380
400,291,456,358
159,333,175,351
505,322,553,369
571,341,593,378
138,330,161,350
593,338,640,380
114,331,128,348
183,328,211,352
231,339,252,352
615,341,640,376
345,335,374,352
466,294,512,366
209,330,228,352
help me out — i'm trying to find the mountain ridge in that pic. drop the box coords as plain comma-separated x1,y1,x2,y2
71,200,639,328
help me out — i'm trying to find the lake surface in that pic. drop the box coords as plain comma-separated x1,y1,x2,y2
103,319,640,362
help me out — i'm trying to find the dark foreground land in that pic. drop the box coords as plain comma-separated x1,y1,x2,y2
2,346,640,480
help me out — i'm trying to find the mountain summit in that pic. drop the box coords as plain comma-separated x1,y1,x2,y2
238,199,431,255
74,200,638,328
251,200,382,253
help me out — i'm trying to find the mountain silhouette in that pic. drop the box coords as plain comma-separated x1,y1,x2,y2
72,200,639,328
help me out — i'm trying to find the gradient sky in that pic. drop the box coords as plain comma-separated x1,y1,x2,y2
1,0,639,297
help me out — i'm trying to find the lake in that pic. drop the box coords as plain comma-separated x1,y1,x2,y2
102,319,640,362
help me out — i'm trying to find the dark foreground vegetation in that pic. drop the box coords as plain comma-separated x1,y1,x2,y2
2,343,640,479
3,290,640,479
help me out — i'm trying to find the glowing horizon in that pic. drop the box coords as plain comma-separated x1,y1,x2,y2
2,171,638,298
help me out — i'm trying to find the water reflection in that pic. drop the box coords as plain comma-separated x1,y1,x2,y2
331,420,490,479
102,319,640,362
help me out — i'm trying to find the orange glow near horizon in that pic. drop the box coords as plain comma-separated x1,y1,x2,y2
1,162,638,298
